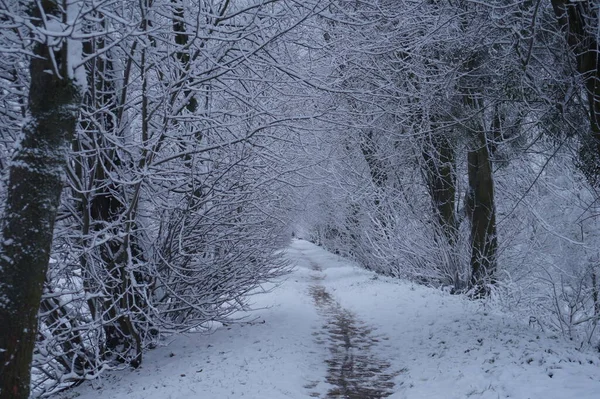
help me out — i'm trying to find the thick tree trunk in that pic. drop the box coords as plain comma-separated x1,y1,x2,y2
466,133,497,296
0,2,82,397
458,34,498,295
551,0,600,185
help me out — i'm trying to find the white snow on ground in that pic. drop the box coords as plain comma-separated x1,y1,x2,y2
59,239,600,399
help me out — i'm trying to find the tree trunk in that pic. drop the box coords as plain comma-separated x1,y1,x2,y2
458,31,498,295
551,0,600,186
422,132,457,245
466,133,497,296
0,2,82,397
172,0,198,113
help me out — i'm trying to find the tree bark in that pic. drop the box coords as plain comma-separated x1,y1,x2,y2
466,132,497,296
0,1,82,397
551,0,600,185
422,132,457,245
172,0,198,113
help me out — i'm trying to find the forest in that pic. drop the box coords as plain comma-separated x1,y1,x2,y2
0,0,599,398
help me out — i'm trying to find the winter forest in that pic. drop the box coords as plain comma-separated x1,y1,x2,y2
1,0,600,398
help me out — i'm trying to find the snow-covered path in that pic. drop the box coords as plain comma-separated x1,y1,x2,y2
61,240,600,399
306,261,398,398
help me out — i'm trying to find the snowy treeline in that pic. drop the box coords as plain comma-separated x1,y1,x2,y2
0,0,323,396
0,0,599,397
292,0,600,351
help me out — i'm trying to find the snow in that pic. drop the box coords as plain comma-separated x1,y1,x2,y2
58,240,600,399
66,1,86,93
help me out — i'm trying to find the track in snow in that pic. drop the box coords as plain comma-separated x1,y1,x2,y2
307,262,400,399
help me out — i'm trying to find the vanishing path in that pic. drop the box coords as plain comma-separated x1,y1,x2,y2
286,240,600,399
62,239,600,399
306,261,399,399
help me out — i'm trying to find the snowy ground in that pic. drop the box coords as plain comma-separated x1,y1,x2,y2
59,239,600,399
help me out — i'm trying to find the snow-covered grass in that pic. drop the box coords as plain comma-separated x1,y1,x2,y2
58,239,600,399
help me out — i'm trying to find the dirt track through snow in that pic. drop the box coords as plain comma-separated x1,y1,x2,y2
308,262,399,399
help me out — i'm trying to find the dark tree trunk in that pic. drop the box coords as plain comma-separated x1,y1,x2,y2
457,29,498,295
0,2,82,397
423,133,457,245
172,0,198,113
466,133,497,296
551,0,600,185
